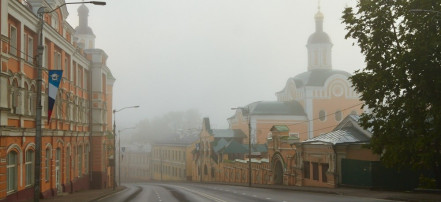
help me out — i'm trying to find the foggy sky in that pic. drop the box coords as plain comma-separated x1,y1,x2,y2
66,0,365,130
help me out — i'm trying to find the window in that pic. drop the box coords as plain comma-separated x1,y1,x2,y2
45,148,51,181
350,110,357,116
51,13,59,30
319,110,326,121
335,110,342,122
312,162,319,180
43,45,48,68
321,163,329,182
25,150,35,186
54,51,61,70
85,144,89,174
303,161,310,179
78,146,83,176
27,35,34,63
204,165,208,175
9,26,17,56
211,167,215,178
7,151,18,192
66,147,70,181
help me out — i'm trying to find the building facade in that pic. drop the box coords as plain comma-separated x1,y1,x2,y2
120,144,151,182
151,136,197,181
0,0,114,201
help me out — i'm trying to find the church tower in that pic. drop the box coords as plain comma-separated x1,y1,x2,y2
306,6,333,70
75,4,96,49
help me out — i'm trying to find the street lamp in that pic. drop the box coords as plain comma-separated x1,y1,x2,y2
112,105,139,190
118,127,136,186
231,107,252,187
34,2,105,202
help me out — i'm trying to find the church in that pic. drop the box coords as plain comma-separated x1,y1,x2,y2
228,7,363,145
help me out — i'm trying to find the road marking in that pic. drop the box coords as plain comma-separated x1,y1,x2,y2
172,185,227,202
266,198,271,200
253,195,257,197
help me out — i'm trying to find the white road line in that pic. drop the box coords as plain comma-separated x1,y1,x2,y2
172,185,227,202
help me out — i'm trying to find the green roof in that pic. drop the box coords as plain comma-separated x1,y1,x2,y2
211,129,246,138
271,125,289,132
248,101,306,116
220,140,248,154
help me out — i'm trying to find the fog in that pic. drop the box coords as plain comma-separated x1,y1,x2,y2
66,0,364,138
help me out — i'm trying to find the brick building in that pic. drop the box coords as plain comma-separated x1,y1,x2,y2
0,0,114,201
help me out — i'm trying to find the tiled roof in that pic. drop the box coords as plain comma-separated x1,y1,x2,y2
303,128,370,145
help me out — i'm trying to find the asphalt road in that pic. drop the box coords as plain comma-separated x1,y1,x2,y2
98,182,391,202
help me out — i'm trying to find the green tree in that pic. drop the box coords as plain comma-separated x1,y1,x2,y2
342,0,441,188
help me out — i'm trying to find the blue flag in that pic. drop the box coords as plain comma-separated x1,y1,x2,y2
48,70,63,122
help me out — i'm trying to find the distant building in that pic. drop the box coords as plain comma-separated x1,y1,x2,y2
151,134,198,181
0,0,114,201
228,7,363,146
120,144,151,182
292,115,379,188
198,7,367,189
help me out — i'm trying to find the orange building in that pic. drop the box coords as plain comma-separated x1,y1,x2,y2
0,0,114,201
229,8,363,146
198,8,367,188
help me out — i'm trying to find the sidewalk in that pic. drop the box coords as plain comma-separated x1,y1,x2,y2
39,186,126,202
241,183,441,202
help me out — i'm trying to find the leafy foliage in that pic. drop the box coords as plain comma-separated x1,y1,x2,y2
342,0,441,187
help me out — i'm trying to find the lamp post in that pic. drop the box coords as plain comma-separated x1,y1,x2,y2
34,2,105,202
118,127,136,186
231,107,252,187
112,106,139,190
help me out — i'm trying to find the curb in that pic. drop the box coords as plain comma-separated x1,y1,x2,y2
89,186,127,202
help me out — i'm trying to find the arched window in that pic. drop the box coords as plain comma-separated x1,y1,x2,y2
45,148,51,181
319,110,326,121
335,110,342,122
25,149,35,185
51,13,59,30
78,146,83,177
204,165,208,175
7,151,18,192
85,144,89,174
66,147,70,181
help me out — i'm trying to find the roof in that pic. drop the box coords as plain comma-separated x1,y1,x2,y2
211,129,246,138
308,31,331,44
244,144,268,153
301,115,371,145
270,125,289,132
292,69,351,87
220,140,248,154
248,101,306,116
213,138,229,153
302,128,370,145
